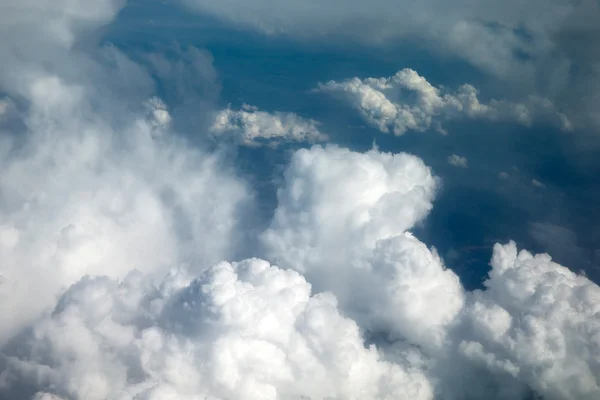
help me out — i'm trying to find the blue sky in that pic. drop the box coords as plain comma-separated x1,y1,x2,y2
1,1,600,399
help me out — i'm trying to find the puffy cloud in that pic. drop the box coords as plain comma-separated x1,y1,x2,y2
210,104,327,147
532,179,546,188
459,241,600,399
260,144,600,399
3,128,600,399
261,146,464,350
262,145,439,273
316,68,571,135
0,259,433,400
448,154,468,168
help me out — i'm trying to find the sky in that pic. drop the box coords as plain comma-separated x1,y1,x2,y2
0,0,600,399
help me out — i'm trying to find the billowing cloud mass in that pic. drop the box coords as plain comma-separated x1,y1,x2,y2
0,91,251,345
448,154,468,168
0,259,433,400
210,104,327,147
459,241,600,400
261,145,600,399
316,69,571,135
261,146,463,349
4,140,600,400
2,1,600,400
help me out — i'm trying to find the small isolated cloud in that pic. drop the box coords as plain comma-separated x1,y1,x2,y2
532,178,546,188
210,104,327,147
316,68,571,135
499,171,510,179
448,154,468,168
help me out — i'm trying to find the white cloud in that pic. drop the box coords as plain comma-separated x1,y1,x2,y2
316,69,571,135
260,145,600,399
448,154,469,168
261,146,463,350
4,138,600,400
0,259,433,400
459,241,600,399
210,104,327,147
262,145,439,275
499,171,510,179
3,127,600,399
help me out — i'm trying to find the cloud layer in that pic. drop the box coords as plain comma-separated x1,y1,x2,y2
316,69,571,135
181,0,600,131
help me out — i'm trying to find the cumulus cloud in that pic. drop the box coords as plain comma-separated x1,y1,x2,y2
261,145,463,350
316,68,571,135
458,241,600,399
0,259,433,400
532,179,546,188
210,104,327,147
2,97,600,400
448,154,468,168
4,139,600,400
262,145,439,273
260,145,600,399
